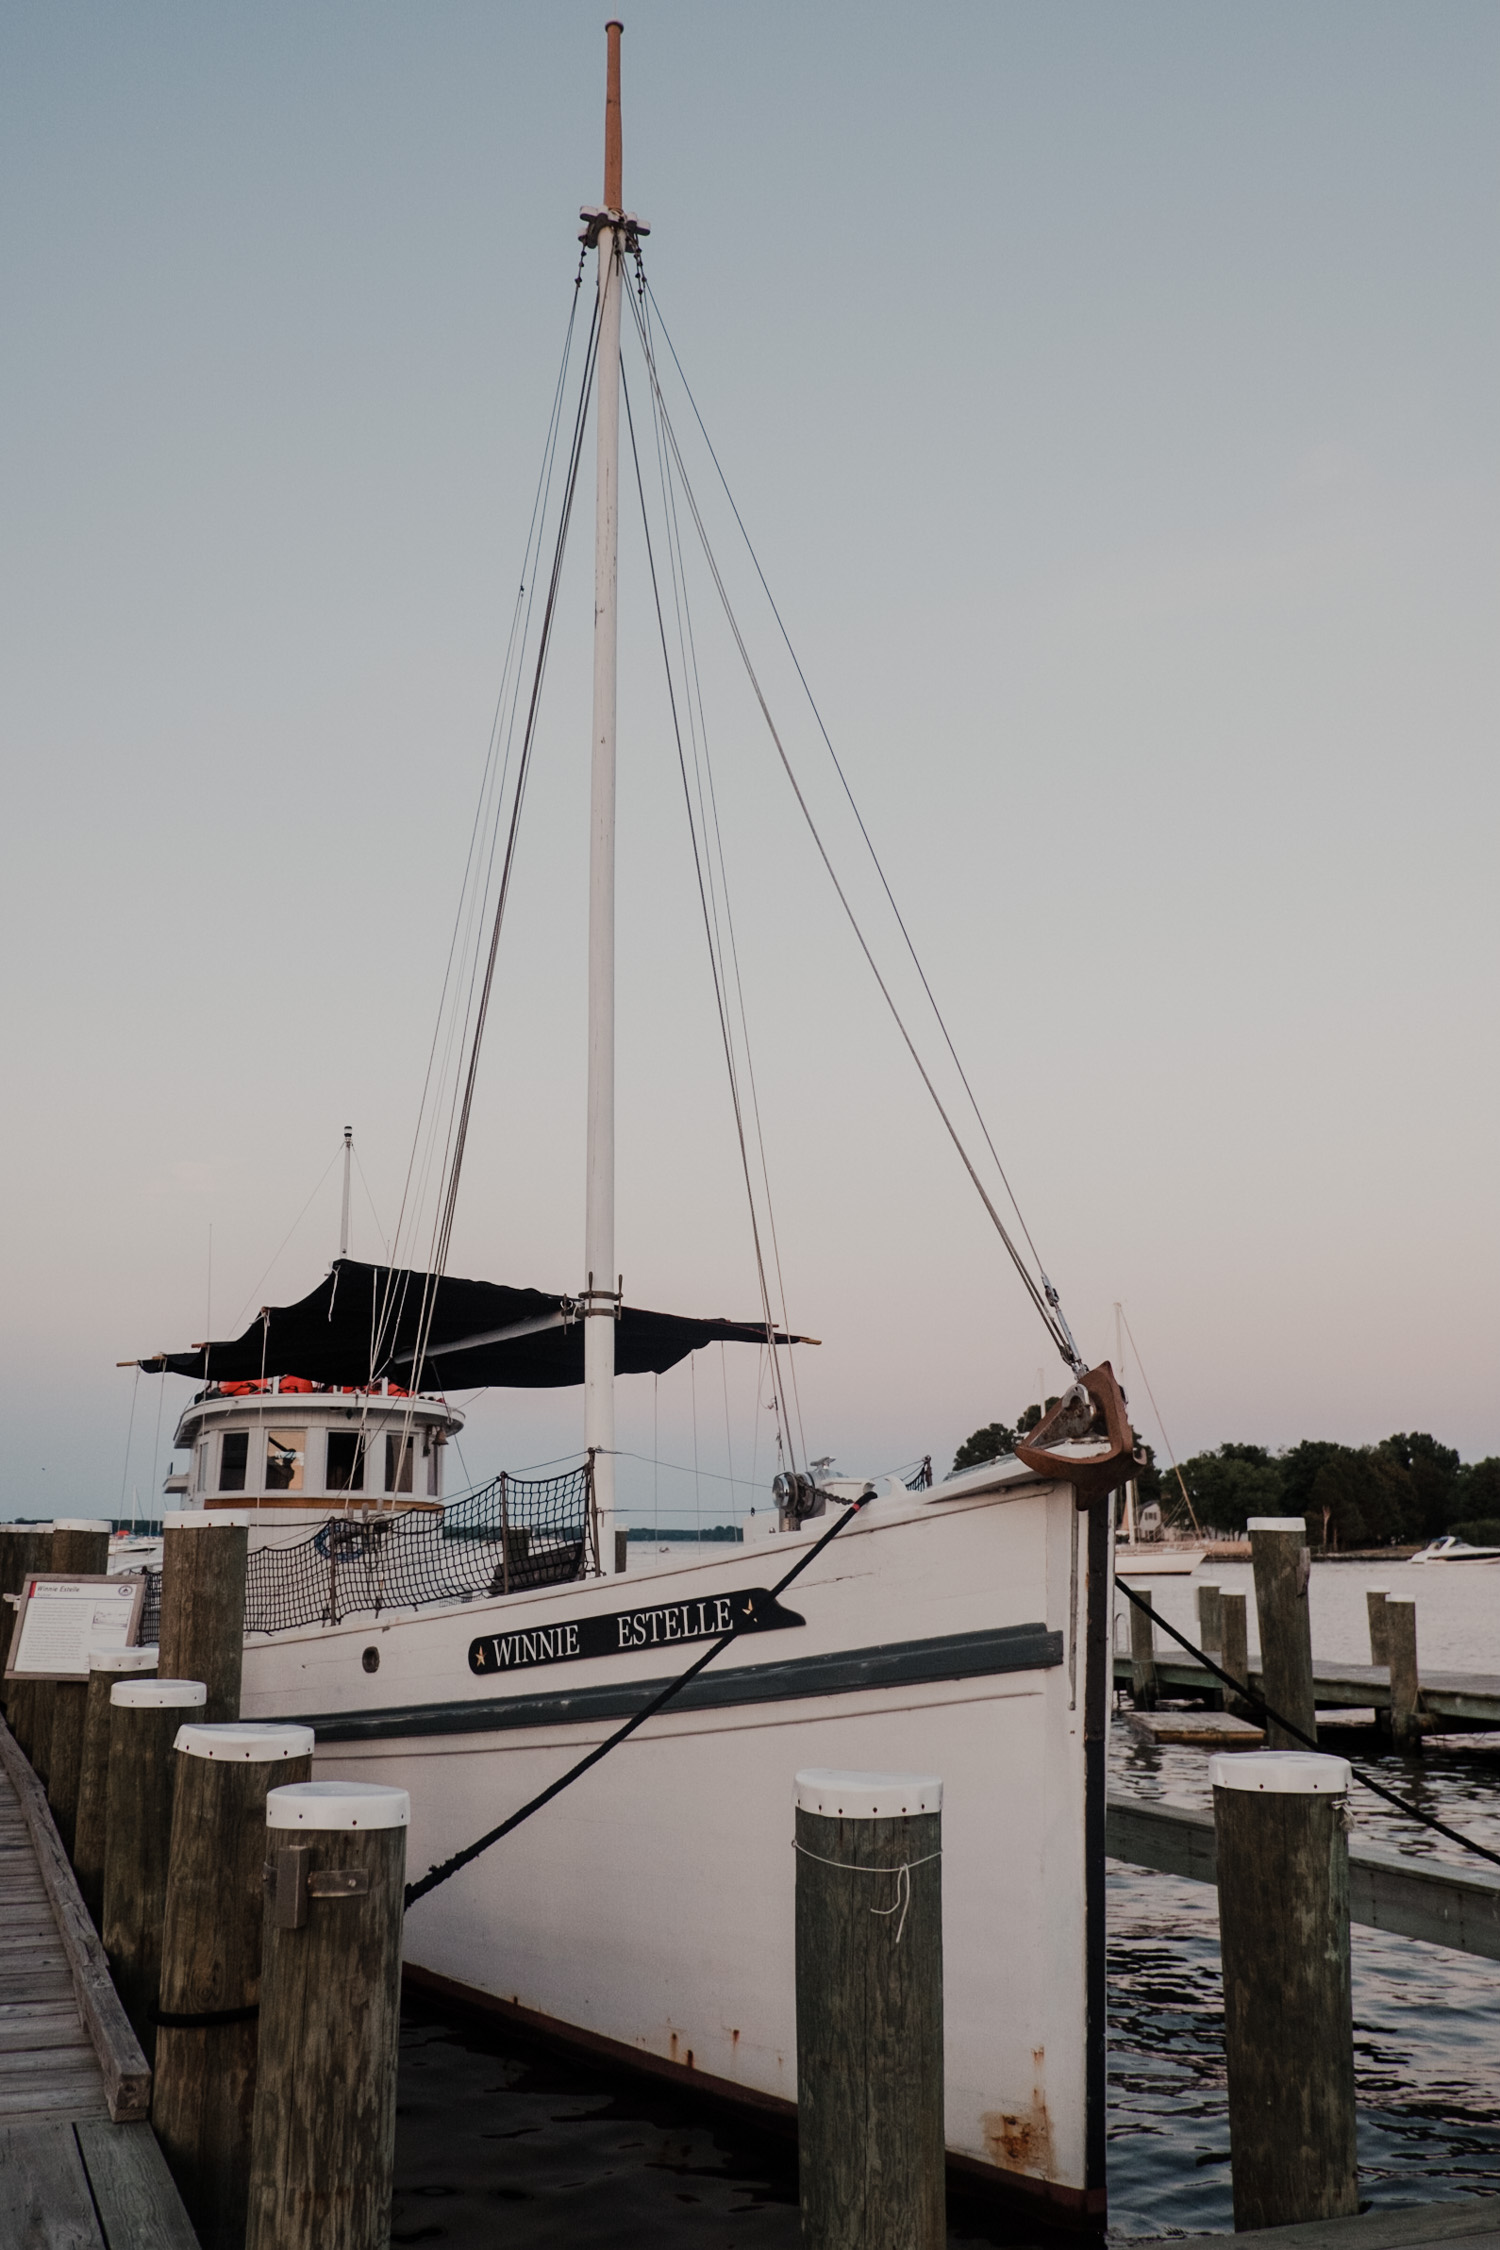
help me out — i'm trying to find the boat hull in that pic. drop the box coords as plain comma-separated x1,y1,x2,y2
239,1468,1106,2217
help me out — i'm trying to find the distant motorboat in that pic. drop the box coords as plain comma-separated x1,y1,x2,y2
1411,1535,1500,1565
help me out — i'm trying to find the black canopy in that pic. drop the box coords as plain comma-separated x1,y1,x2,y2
136,1259,807,1391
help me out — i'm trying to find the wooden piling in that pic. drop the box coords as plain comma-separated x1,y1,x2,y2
0,1522,40,1719
1248,1516,1316,1748
158,1511,250,1724
1195,1580,1225,1711
47,1680,89,1859
1129,1591,1159,1710
1385,1599,1424,1752
41,1520,113,1852
102,1676,207,2062
1211,1750,1357,2229
0,1524,51,1761
154,1721,315,2250
793,1767,944,2250
245,1779,409,2250
1366,1588,1390,1665
74,1645,159,1927
1221,1591,1252,1720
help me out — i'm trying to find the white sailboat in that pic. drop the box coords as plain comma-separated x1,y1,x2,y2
136,26,1141,2224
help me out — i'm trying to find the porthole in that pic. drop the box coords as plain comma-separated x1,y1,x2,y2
361,1647,380,1674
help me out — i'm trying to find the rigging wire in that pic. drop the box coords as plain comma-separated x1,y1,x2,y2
624,267,1082,1376
1117,1303,1201,1534
405,1492,872,1909
381,256,589,1316
1114,1579,1500,1872
632,269,810,1474
618,348,801,1480
363,258,602,1448
351,1144,391,1264
229,1143,343,1332
148,1373,167,1525
643,276,1060,1288
116,1364,142,1521
409,275,604,1376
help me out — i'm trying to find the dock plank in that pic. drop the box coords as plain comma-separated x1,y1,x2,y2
77,2120,201,2250
0,1720,151,2122
0,2003,88,2056
0,2120,106,2249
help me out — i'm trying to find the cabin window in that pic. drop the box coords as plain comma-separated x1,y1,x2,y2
326,1432,365,1494
196,1440,209,1494
265,1430,306,1493
425,1431,442,1498
219,1431,249,1493
385,1434,414,1495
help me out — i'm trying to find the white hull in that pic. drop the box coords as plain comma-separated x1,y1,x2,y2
240,1460,1107,2217
1114,1545,1204,1576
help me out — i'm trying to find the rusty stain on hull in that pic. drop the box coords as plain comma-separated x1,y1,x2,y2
982,2047,1053,2177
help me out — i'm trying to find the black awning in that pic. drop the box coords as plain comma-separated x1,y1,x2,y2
135,1259,808,1391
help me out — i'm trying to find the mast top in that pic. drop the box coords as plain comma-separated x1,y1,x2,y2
604,21,623,209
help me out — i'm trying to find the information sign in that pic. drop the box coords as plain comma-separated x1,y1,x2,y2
3,1573,145,1682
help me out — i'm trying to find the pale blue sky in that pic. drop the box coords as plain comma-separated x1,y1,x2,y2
2,3,1496,1518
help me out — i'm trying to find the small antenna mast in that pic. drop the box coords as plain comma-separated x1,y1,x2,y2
340,1127,353,1260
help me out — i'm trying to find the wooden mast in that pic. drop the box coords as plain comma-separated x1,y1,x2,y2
584,20,625,1570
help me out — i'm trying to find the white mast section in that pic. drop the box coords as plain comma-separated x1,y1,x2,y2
584,21,625,1573
340,1126,353,1261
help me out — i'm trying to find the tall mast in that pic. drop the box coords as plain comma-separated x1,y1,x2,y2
584,20,625,1572
340,1126,353,1260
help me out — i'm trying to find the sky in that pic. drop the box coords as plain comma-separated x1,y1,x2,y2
1,2,1496,1524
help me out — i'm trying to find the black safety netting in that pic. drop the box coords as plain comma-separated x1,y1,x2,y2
240,1464,595,1634
140,1570,161,1646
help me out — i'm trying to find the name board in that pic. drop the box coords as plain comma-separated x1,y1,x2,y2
5,1574,144,1682
469,1586,804,1677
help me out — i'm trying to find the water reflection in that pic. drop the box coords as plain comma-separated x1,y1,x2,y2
1107,1722,1500,2235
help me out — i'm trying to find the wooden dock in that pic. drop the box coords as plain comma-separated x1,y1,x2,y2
0,1718,198,2244
1114,1652,1500,1727
1136,2189,1500,2250
1107,1789,1500,1960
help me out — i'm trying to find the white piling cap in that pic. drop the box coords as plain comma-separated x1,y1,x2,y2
1211,1751,1351,1795
111,1678,208,1710
266,1780,409,1832
795,1769,942,1819
165,1510,251,1530
1245,1517,1310,1534
53,1518,112,1534
176,1721,315,1761
89,1645,159,1673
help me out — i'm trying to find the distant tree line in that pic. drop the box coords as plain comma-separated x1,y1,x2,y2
952,1411,1500,1550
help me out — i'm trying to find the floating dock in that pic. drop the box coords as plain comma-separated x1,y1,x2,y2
1107,1789,1500,1961
1137,2190,1500,2250
1114,1653,1500,1727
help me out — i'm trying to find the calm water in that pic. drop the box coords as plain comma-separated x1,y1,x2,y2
394,1563,1500,2244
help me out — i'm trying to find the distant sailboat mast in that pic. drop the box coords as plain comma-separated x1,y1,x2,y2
340,1125,353,1261
584,21,626,1572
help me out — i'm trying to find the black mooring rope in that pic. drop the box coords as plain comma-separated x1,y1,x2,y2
1114,1576,1500,1871
405,1494,872,1909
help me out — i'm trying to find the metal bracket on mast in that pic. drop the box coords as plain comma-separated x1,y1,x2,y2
579,206,650,249
578,1274,623,1322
